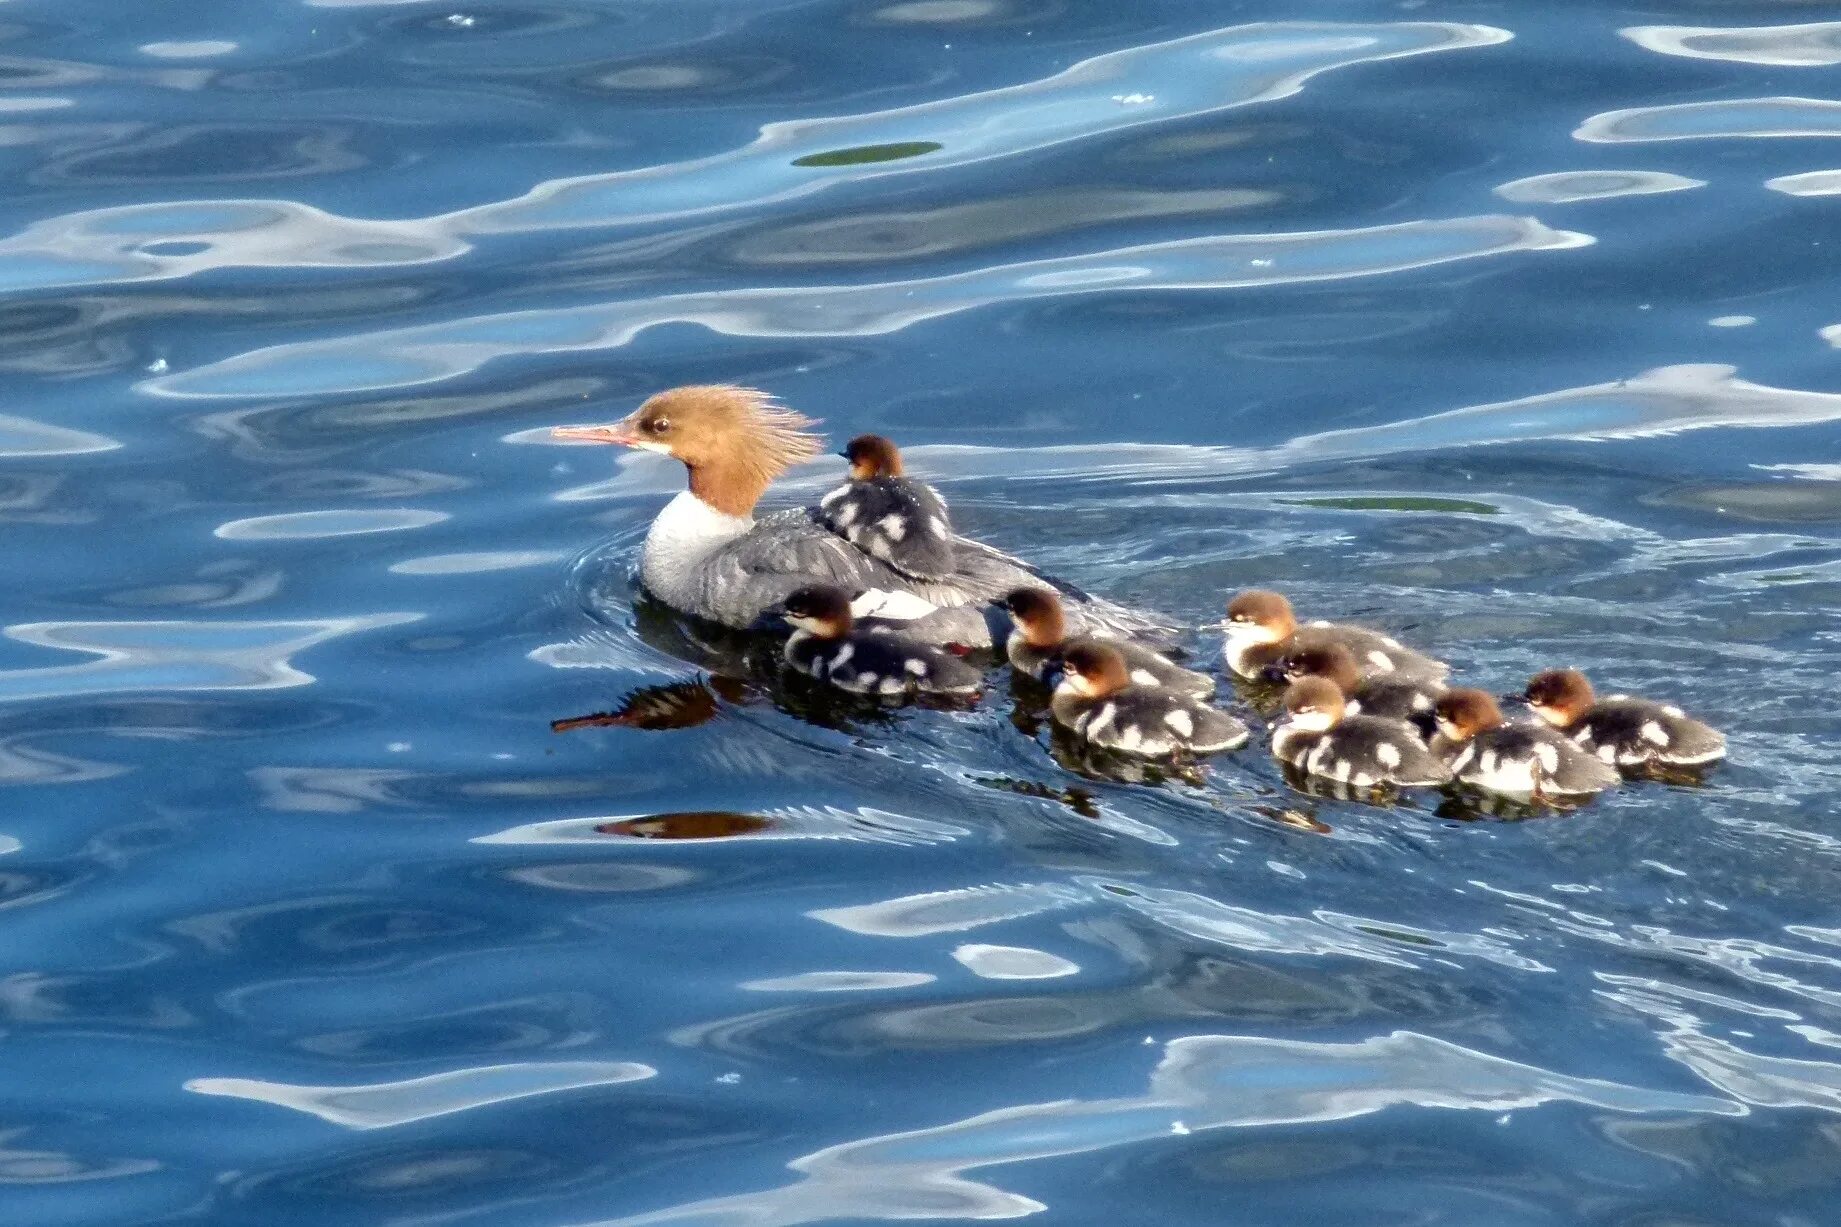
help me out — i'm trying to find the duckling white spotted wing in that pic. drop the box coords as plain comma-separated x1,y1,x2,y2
817,476,956,580
1574,697,1726,768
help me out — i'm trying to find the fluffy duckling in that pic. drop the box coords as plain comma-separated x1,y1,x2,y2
1051,641,1247,758
781,584,981,696
1276,641,1443,734
1520,669,1725,770
1221,589,1447,683
1002,588,1213,698
815,434,955,580
1271,678,1451,789
1432,688,1620,799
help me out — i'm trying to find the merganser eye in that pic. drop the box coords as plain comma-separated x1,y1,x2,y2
649,417,670,432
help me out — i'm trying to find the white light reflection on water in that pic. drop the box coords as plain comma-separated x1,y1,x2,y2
186,1061,656,1129
1621,22,1841,68
146,215,1588,399
6,21,1514,291
586,1031,1738,1226
0,614,417,702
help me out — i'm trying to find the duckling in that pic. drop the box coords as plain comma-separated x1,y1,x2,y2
1051,641,1247,758
780,584,982,697
815,434,955,580
1221,589,1447,683
1520,669,1725,770
1276,642,1442,736
1431,688,1619,799
1002,588,1213,698
1271,678,1452,789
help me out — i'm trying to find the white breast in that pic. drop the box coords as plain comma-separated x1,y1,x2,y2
640,491,753,609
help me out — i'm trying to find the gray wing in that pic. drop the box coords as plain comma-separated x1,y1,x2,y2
708,505,1174,645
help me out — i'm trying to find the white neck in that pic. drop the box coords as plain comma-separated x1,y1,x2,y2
640,491,753,601
1222,627,1273,674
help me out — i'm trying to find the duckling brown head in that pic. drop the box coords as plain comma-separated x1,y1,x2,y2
1278,642,1360,695
781,584,854,640
841,434,904,481
1280,676,1347,733
1433,688,1504,743
1002,587,1067,650
1522,669,1595,730
1058,640,1131,701
1224,589,1297,647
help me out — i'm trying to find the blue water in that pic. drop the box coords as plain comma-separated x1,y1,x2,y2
5,1,1841,1223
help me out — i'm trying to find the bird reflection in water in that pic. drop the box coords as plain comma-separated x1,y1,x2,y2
596,812,777,839
1434,789,1589,823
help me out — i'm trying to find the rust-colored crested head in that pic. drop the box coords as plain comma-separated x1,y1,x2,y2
1523,669,1594,729
843,434,904,481
782,583,853,639
559,385,823,517
1060,639,1131,699
1225,589,1297,639
1282,676,1347,722
1279,642,1360,694
1002,587,1067,649
1433,688,1503,742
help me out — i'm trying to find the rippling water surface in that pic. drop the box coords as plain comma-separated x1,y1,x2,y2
6,1,1841,1223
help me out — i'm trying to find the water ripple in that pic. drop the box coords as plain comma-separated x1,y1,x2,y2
0,415,120,458
214,508,448,540
186,1060,656,1129
0,615,417,702
1494,170,1703,205
148,215,1587,398
1768,170,1841,196
848,366,1841,490
588,1032,1736,1226
1621,22,1841,68
1577,97,1841,143
0,20,1508,288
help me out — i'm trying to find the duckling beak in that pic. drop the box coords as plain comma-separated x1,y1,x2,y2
553,420,639,446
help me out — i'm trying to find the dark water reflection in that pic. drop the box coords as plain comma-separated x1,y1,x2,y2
3,0,1841,1224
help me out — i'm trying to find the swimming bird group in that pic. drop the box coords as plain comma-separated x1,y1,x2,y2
558,385,1726,807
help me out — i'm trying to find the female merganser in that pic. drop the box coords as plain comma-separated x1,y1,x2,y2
1271,677,1452,788
1002,588,1213,698
815,434,954,580
1220,589,1447,683
1518,669,1726,770
1050,642,1247,758
1431,688,1619,799
555,385,1160,647
1276,642,1441,734
780,584,982,697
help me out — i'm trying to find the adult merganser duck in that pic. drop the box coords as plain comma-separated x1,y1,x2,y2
1271,677,1451,789
555,385,1160,647
815,434,954,580
1431,688,1620,799
779,584,982,697
1001,588,1214,698
1050,642,1247,758
1518,669,1725,770
1220,589,1447,684
1275,642,1442,736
